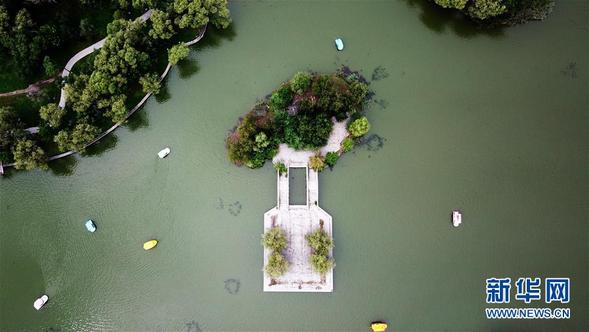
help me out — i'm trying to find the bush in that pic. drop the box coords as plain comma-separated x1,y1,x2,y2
325,151,339,167
274,162,287,176
309,155,325,172
305,228,333,256
290,71,312,95
310,253,333,275
341,137,354,153
348,116,370,137
265,252,289,278
261,226,287,252
306,228,334,275
269,85,293,111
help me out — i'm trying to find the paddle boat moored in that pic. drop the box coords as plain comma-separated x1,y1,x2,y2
143,239,158,250
452,210,462,227
85,219,96,233
371,321,388,332
335,38,344,51
158,147,171,159
33,295,48,310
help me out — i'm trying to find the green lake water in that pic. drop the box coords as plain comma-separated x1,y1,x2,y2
1,1,588,331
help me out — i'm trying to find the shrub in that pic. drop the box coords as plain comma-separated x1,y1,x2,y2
310,253,333,275
306,228,334,275
265,252,289,278
269,85,293,111
348,116,370,137
309,155,325,172
290,71,312,95
261,226,287,252
341,137,354,153
274,162,287,176
325,151,339,167
305,228,333,256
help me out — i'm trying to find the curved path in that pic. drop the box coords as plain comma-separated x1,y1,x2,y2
0,78,56,98
58,10,153,108
2,24,207,171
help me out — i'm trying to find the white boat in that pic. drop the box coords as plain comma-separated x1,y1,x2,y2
85,219,96,233
158,147,171,159
33,295,48,310
452,210,462,227
335,38,344,51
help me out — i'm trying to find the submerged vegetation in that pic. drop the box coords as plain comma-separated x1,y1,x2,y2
0,0,231,169
226,69,370,169
432,0,554,24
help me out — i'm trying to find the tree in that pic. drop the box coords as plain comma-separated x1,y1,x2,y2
106,95,128,123
341,137,354,153
310,253,333,275
149,9,175,40
325,151,339,167
434,0,469,9
12,139,47,170
39,103,65,128
265,252,289,278
290,71,312,95
168,43,189,65
54,122,100,152
140,73,161,94
306,228,334,275
348,116,370,137
273,162,287,176
261,226,287,251
0,107,26,161
309,155,325,172
468,0,507,19
42,56,58,77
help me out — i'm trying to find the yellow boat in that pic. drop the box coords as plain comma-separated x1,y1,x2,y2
143,239,158,250
371,322,388,332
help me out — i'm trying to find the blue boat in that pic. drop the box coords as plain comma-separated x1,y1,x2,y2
85,220,96,233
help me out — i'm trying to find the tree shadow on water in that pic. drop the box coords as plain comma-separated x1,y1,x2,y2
196,24,237,50
84,134,118,157
125,109,149,132
401,0,505,39
178,58,200,79
155,84,171,103
48,155,78,176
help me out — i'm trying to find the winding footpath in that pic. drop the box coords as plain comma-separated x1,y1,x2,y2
1,11,208,172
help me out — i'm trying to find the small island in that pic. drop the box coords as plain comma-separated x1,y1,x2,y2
226,69,371,291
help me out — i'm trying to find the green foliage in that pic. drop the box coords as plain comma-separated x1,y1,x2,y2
274,162,287,176
140,73,162,94
12,139,47,170
149,9,175,40
54,122,100,152
227,69,370,169
468,0,507,19
434,0,469,9
341,137,354,153
265,252,289,278
310,253,333,275
306,228,334,275
290,71,312,95
325,151,339,167
269,85,293,111
0,107,26,161
173,0,231,29
261,226,287,251
348,116,370,137
106,95,128,123
309,155,326,172
39,103,65,128
168,43,189,65
42,56,58,77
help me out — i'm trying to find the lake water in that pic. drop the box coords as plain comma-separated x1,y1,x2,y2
1,1,588,331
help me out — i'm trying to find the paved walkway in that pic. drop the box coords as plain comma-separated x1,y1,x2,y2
263,120,347,292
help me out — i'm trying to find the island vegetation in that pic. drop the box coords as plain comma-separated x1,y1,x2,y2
226,68,371,170
432,0,555,24
305,225,334,276
0,0,231,170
